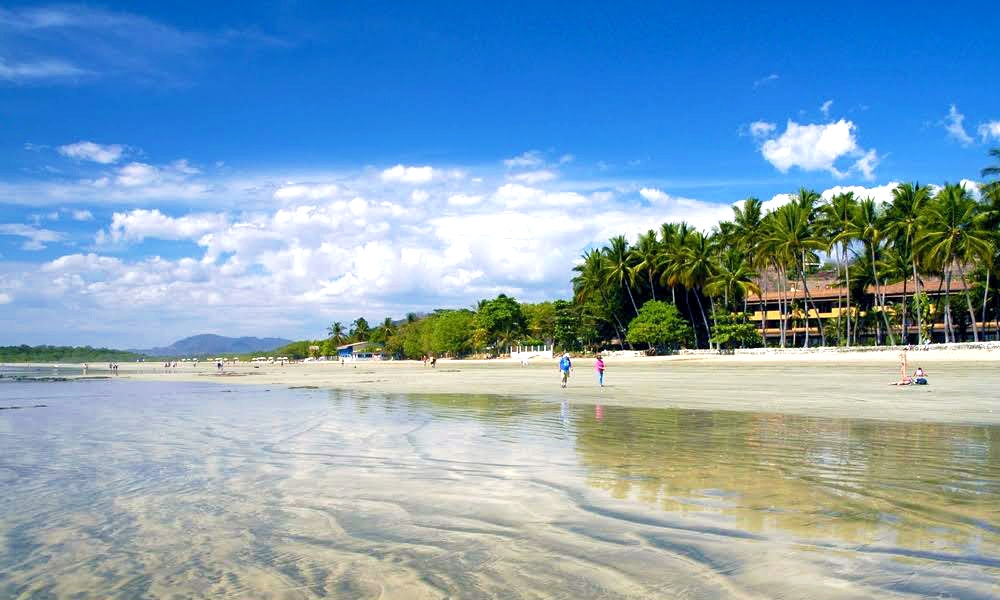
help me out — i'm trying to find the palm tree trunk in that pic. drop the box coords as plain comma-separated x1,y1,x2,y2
671,285,676,305
845,242,852,346
944,268,953,343
956,263,980,342
798,264,826,347
912,259,922,345
836,250,843,346
870,244,896,346
648,273,657,302
901,277,908,345
624,282,639,316
694,290,712,350
686,289,700,348
981,269,990,341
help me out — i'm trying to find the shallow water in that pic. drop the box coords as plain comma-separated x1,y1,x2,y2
1,381,997,599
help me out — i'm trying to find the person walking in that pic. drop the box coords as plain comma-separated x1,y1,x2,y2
594,354,606,388
558,353,573,388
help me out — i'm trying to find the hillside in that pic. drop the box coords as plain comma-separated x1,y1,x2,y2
136,334,293,357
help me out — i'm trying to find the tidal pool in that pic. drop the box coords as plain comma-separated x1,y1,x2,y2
1,380,997,599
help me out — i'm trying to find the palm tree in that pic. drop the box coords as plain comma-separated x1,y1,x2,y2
855,198,895,345
604,235,640,315
732,198,766,324
631,230,661,302
916,183,993,342
705,248,762,311
885,182,932,344
658,222,693,305
573,248,628,343
677,230,718,348
762,193,826,346
326,322,345,344
822,192,858,345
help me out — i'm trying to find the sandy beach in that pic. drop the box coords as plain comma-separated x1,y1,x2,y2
42,347,1000,425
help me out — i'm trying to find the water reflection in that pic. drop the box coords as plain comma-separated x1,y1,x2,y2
1,381,998,599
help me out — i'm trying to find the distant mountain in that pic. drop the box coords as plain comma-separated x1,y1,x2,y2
135,334,293,357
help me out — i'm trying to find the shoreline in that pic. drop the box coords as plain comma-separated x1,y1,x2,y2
8,348,999,425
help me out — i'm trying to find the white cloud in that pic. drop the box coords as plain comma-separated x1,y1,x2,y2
757,119,876,178
944,104,974,145
381,164,435,184
447,194,482,207
960,179,982,200
852,149,879,181
558,154,575,164
116,162,160,186
0,292,11,304
749,121,776,138
508,170,557,184
820,182,900,205
0,223,62,250
503,151,544,168
273,183,339,201
978,120,1000,142
753,73,779,88
639,188,669,203
58,141,123,164
71,209,94,221
0,57,87,81
410,189,429,204
820,100,833,118
104,209,228,243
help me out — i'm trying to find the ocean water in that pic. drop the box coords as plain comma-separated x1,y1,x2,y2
1,380,998,599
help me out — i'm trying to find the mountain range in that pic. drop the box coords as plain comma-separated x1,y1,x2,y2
133,334,293,357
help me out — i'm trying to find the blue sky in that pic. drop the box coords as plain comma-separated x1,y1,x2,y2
1,2,999,347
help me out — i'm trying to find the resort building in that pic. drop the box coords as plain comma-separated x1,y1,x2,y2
745,273,990,345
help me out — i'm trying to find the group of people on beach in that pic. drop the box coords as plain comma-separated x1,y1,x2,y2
891,347,929,386
558,352,605,389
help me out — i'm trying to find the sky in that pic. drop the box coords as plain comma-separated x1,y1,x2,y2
1,1,999,348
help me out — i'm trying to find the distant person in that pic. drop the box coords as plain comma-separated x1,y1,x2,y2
430,356,437,368
558,353,573,388
912,367,929,385
594,354,606,388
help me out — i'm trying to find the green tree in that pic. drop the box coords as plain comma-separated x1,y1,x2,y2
822,191,858,345
522,301,557,343
604,235,640,315
631,230,661,301
709,312,763,350
553,300,581,351
430,310,475,356
351,317,371,341
885,182,932,344
625,300,693,350
476,294,527,350
326,322,346,344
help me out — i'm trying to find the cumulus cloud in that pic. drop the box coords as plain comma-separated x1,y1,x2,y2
979,120,1000,142
447,194,482,207
943,104,974,145
58,140,123,164
0,223,63,250
71,209,94,221
820,182,901,205
273,183,338,201
104,208,228,243
503,151,544,168
116,162,160,186
381,164,435,184
756,119,877,179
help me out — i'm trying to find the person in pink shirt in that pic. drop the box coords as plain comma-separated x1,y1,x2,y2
594,354,606,388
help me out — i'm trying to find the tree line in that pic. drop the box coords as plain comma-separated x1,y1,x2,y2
285,148,1000,357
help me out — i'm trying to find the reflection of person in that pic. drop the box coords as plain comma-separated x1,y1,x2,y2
558,353,573,388
594,354,606,388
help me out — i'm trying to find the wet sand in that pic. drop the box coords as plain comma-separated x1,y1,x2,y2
91,351,1000,425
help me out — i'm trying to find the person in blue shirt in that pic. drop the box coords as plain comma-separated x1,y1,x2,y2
558,353,573,388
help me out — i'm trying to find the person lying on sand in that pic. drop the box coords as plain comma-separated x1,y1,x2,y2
912,367,928,385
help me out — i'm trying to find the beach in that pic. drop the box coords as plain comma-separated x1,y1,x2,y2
68,347,1000,425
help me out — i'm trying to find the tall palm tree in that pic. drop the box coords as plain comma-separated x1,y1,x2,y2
885,182,932,344
631,230,661,302
917,183,993,341
658,222,693,305
573,248,628,343
705,248,762,311
677,230,718,348
604,235,640,316
762,194,827,346
326,322,346,344
732,198,766,324
822,192,858,345
855,198,895,345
